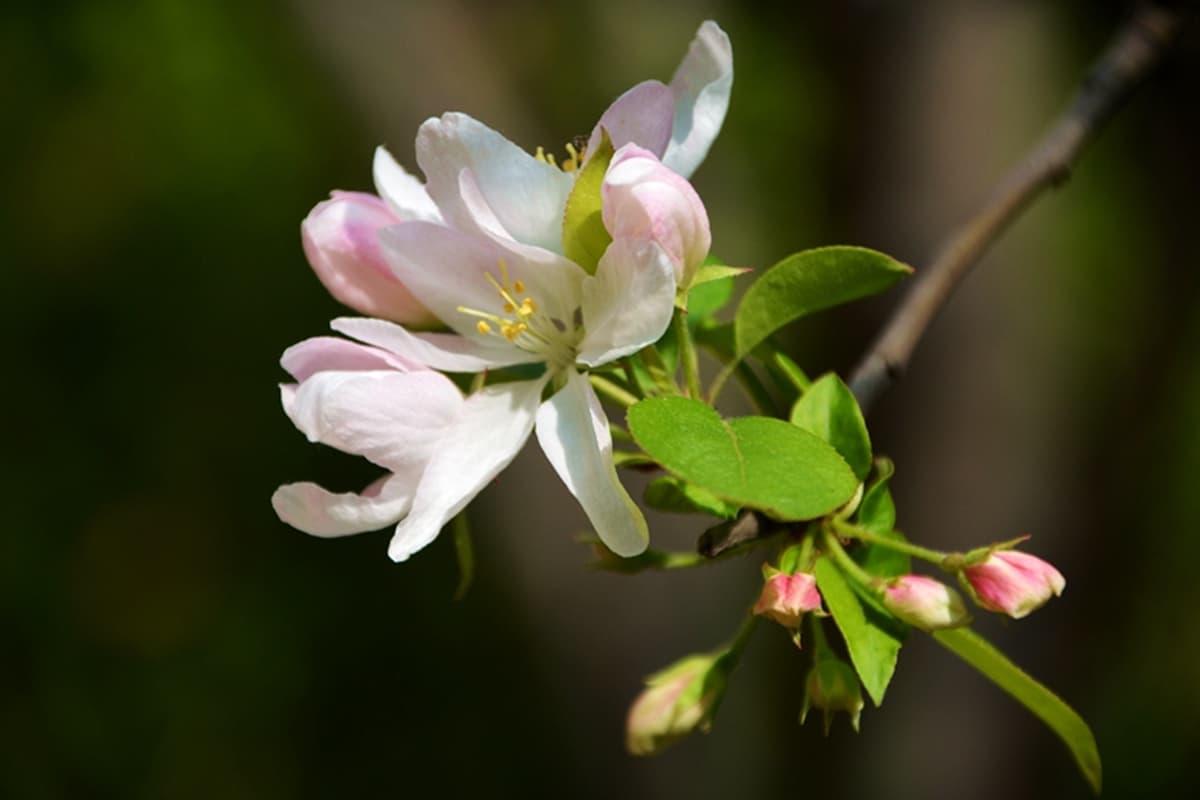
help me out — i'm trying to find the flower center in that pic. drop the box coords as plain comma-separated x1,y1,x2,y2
457,260,581,370
534,135,589,173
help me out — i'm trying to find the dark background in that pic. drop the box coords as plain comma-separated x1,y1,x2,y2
3,1,1198,797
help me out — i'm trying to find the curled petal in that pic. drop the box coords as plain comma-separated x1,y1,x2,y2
588,80,675,161
372,146,442,222
577,239,676,367
663,21,733,178
332,317,534,373
286,370,463,472
964,550,1066,619
416,112,573,252
301,192,436,325
603,144,711,288
388,378,546,562
281,336,420,382
272,472,419,538
536,371,649,557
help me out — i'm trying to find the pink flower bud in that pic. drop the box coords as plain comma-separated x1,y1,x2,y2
301,191,437,326
963,550,1066,619
602,144,711,289
626,653,727,756
753,567,823,630
881,575,970,631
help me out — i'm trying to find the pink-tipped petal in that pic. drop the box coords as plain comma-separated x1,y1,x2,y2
602,144,711,287
663,21,733,178
535,371,649,557
882,575,970,631
753,570,823,628
272,472,418,538
285,369,463,473
387,378,546,562
280,336,420,382
331,317,533,373
588,80,675,161
301,192,437,325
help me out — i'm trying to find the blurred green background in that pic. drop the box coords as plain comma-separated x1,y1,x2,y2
3,1,1197,797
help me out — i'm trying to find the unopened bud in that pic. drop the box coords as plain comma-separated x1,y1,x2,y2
753,565,823,635
801,657,864,734
881,575,970,631
301,191,436,325
627,653,728,756
963,549,1065,619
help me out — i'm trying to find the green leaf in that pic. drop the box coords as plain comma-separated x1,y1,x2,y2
612,450,655,468
771,352,811,393
933,627,1102,794
561,130,614,274
790,373,873,480
644,476,740,519
814,557,905,706
734,246,912,355
628,397,858,521
854,458,909,577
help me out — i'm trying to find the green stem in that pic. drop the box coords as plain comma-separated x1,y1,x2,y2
819,526,877,589
638,346,681,396
673,308,703,400
735,362,780,416
621,358,642,399
831,518,951,565
589,374,639,408
725,613,760,661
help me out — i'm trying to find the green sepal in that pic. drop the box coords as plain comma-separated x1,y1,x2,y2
561,129,614,274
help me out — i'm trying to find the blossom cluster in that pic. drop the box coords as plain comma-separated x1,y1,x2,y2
273,23,732,561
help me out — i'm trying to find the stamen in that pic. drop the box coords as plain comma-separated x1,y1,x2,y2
513,279,525,294
477,320,492,335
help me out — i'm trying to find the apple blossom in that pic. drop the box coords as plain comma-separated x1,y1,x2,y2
963,549,1066,619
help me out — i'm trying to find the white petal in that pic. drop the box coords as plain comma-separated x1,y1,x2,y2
663,21,733,178
587,80,675,159
416,112,573,252
281,336,419,382
378,221,586,341
272,472,418,538
287,369,463,472
387,378,546,562
331,317,533,372
535,371,648,556
576,239,677,367
372,146,442,222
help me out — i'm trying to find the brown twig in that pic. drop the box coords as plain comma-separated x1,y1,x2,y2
848,3,1186,412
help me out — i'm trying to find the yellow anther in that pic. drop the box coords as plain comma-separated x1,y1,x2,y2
503,301,516,313
518,298,536,318
476,320,492,335
535,146,547,163
513,279,525,294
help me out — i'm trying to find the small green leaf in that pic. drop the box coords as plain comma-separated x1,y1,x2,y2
612,450,655,468
790,373,873,481
933,627,1102,794
814,557,905,706
772,352,811,393
561,130,614,273
735,246,912,355
644,476,740,519
691,263,751,288
854,458,909,577
628,397,858,521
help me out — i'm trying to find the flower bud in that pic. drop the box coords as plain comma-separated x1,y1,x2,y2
301,191,437,326
881,575,970,631
753,565,823,632
626,653,727,756
963,550,1065,619
801,656,864,734
602,144,711,290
